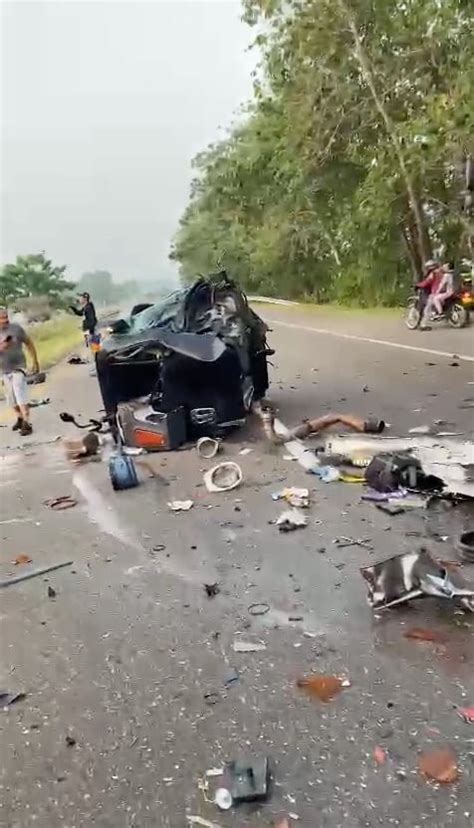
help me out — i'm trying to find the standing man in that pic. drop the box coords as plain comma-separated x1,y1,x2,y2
0,307,40,436
69,292,97,346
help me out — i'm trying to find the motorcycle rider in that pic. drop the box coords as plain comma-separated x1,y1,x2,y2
416,259,445,330
432,262,455,316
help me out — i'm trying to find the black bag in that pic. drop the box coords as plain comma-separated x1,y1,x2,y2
365,452,444,493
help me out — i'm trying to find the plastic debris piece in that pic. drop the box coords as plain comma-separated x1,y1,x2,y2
206,767,224,778
239,447,253,456
187,817,223,828
418,746,458,783
65,735,77,747
228,756,269,802
203,462,242,493
373,746,387,765
457,706,474,724
409,425,431,434
248,602,270,616
214,788,233,811
203,692,220,706
273,487,310,508
296,674,348,702
276,508,308,532
339,472,365,483
13,554,32,566
44,495,78,511
404,627,445,643
48,586,57,599
233,640,267,653
310,465,340,483
0,691,26,708
197,436,221,459
204,583,220,598
168,500,194,512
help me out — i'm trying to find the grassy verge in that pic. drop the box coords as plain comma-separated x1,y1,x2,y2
30,315,84,370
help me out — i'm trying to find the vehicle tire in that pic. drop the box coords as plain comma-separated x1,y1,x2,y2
448,303,469,328
405,301,421,330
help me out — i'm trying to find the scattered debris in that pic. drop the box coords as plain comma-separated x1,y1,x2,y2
206,767,225,778
0,691,26,708
44,495,78,511
64,433,100,462
29,397,50,408
409,425,431,434
122,446,145,456
48,586,57,599
233,640,267,653
204,583,220,598
418,746,459,784
289,413,384,439
228,756,269,803
109,451,140,491
310,465,340,483
296,674,350,702
65,735,77,747
12,554,32,566
214,788,233,811
361,549,474,611
365,452,443,494
204,462,242,493
0,561,73,590
67,355,87,365
272,487,310,508
404,627,445,643
334,536,372,550
239,447,253,456
248,602,270,616
373,746,387,765
27,371,46,385
187,816,223,828
276,508,308,532
203,692,220,706
197,436,221,459
457,706,474,724
168,500,194,512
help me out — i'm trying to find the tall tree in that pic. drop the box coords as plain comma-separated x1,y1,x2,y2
0,253,74,305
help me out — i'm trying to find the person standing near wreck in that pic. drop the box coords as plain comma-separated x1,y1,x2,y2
0,307,40,436
69,292,98,347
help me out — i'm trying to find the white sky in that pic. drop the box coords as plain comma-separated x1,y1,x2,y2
1,0,256,281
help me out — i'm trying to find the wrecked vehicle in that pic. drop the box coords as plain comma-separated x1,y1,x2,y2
96,274,273,449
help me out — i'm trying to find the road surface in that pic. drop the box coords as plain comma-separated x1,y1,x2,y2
1,307,473,828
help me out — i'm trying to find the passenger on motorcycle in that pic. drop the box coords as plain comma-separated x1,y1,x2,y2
432,263,454,316
416,259,445,330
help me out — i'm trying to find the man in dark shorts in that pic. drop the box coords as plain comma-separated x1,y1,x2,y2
0,307,40,436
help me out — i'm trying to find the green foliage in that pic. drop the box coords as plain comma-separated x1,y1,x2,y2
0,253,74,306
172,0,473,304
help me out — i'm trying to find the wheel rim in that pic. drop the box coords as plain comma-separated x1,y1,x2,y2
406,306,419,327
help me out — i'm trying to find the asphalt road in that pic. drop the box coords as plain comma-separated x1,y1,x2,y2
1,307,474,828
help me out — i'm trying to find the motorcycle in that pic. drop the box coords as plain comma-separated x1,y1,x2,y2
405,281,474,330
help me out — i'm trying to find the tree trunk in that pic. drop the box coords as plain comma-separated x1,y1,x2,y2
401,225,421,280
338,0,431,265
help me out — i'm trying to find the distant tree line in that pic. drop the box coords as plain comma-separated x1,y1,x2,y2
0,254,157,320
171,0,473,305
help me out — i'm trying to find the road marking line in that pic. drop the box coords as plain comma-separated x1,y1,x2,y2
267,319,474,363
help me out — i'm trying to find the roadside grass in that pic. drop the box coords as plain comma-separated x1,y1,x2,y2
31,316,84,369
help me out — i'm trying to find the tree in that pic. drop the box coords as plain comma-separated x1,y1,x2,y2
0,253,74,305
171,0,473,304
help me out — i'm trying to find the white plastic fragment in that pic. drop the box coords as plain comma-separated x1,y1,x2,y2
197,437,221,459
214,788,233,810
203,462,242,493
232,640,267,653
168,500,194,512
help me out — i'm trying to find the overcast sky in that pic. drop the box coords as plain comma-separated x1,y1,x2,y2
1,0,255,282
